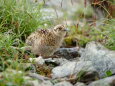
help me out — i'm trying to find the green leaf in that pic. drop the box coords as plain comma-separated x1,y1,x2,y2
106,70,112,77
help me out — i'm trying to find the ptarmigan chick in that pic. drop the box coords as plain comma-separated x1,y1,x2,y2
26,24,67,58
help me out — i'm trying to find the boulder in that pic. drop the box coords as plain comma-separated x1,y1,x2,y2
74,82,86,86
52,61,96,78
80,41,115,78
54,81,73,86
88,75,115,86
54,47,79,60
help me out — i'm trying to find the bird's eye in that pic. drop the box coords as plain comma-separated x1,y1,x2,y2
58,27,62,30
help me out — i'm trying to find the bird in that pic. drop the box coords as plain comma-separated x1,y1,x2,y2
26,24,67,58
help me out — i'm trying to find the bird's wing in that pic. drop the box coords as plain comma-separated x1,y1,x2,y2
36,29,50,36
36,29,57,46
26,29,51,46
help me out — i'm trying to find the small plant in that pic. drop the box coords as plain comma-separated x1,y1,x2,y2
0,69,25,86
67,18,115,49
0,0,49,40
0,0,47,72
77,70,86,81
106,70,112,77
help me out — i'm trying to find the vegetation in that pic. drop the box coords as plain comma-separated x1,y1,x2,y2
0,0,50,40
66,18,115,50
0,0,50,85
0,0,115,85
0,69,25,86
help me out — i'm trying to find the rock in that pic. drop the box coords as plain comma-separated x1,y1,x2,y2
29,73,50,81
74,82,86,86
52,61,76,78
110,79,115,86
44,0,78,11
21,63,32,69
88,75,115,86
5,69,23,74
80,41,115,78
30,64,36,73
44,58,60,67
24,77,53,86
52,61,96,78
20,63,36,73
45,0,92,17
40,81,53,86
77,71,99,84
45,58,69,66
44,47,79,66
24,80,39,86
29,56,45,65
40,8,63,21
34,0,93,26
54,47,80,60
54,81,73,86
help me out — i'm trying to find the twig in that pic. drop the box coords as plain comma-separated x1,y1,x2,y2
43,0,46,4
29,73,50,81
71,0,73,5
61,0,63,8
54,8,59,19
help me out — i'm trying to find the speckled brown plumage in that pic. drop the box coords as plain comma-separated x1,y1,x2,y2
26,24,67,57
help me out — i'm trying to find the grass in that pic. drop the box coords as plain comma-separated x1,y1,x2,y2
0,0,115,85
0,0,51,71
0,0,50,40
65,18,115,49
0,0,51,85
0,69,25,86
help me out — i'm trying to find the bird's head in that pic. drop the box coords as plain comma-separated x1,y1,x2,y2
53,24,68,36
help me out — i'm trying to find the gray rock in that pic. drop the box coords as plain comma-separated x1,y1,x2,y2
53,0,93,19
40,81,53,86
24,80,53,86
52,61,96,78
40,8,63,20
80,41,115,78
24,80,39,86
45,58,69,66
20,63,36,73
88,75,115,86
54,81,73,86
52,61,76,78
29,73,50,81
29,56,45,65
44,47,79,66
74,82,86,86
76,71,99,84
35,0,93,25
54,47,80,60
45,0,92,17
24,75,53,86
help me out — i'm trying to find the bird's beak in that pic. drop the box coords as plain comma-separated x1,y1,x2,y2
64,28,70,31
